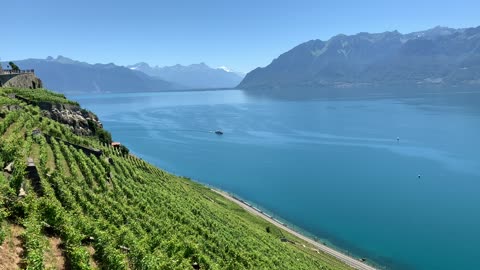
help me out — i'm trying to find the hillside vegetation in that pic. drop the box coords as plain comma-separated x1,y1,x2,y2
0,88,351,269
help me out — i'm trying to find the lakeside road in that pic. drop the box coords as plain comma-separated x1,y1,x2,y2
212,189,378,270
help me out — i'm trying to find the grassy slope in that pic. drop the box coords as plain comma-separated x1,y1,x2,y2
0,88,352,270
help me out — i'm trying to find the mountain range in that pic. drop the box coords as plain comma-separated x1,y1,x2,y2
238,26,480,93
1,56,180,94
128,62,244,89
2,56,244,94
5,25,479,95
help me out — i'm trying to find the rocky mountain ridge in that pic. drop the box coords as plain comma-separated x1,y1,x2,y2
128,62,244,89
238,26,480,92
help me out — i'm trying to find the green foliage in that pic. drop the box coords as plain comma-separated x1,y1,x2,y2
0,223,5,244
22,196,46,270
0,87,353,270
8,61,20,72
87,119,112,144
96,127,112,145
66,245,92,270
0,95,21,106
118,144,129,155
0,110,21,137
0,173,14,243
2,87,79,105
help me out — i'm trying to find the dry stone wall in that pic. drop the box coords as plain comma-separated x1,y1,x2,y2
0,73,43,89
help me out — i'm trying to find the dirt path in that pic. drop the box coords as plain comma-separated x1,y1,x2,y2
44,237,66,270
212,189,377,270
0,224,25,270
86,245,98,269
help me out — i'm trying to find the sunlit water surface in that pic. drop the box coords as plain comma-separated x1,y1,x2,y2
72,90,480,270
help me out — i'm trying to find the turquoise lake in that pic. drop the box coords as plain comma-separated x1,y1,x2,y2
72,89,480,270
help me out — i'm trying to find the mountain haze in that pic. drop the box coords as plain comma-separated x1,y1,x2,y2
128,62,244,89
2,56,180,94
238,26,480,92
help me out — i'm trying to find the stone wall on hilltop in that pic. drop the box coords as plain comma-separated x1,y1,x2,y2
0,73,43,89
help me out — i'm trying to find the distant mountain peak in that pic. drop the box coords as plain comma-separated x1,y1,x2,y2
129,62,151,70
189,62,210,69
217,66,232,72
127,62,243,89
55,55,76,63
43,55,90,66
238,25,480,91
135,62,150,67
408,26,460,39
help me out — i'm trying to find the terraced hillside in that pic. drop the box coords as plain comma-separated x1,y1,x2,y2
0,87,352,270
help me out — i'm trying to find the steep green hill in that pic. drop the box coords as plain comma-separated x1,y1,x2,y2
0,87,352,270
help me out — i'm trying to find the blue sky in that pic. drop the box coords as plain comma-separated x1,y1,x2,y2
2,0,479,72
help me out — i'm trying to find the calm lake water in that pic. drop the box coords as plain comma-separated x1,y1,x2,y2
73,89,480,270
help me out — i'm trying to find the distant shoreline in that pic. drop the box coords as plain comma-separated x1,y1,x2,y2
71,87,236,96
211,188,378,270
68,87,480,102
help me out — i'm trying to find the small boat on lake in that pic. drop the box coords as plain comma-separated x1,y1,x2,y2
215,130,224,135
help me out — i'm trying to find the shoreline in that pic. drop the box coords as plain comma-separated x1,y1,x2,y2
211,189,378,270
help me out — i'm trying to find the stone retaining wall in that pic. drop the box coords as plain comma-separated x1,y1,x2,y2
0,73,43,89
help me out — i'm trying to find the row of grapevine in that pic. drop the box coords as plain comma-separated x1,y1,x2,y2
0,88,352,270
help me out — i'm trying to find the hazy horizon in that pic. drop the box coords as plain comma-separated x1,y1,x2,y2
3,0,479,73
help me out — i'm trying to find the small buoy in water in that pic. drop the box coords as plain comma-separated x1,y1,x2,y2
418,174,421,179
396,137,400,142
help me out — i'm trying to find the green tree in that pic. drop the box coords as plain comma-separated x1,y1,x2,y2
8,61,20,72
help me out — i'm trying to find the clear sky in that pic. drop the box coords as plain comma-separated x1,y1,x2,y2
2,0,479,73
